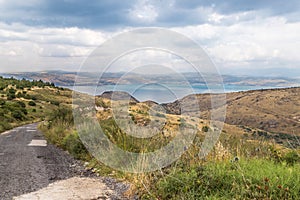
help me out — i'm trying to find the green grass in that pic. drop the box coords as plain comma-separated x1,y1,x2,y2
151,159,300,200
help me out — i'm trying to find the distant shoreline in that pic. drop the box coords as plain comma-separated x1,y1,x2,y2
65,84,299,104
1,71,299,103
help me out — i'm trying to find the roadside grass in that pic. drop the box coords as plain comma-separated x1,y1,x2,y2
151,159,300,200
39,106,90,160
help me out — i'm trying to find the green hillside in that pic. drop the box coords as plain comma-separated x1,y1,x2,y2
0,76,72,133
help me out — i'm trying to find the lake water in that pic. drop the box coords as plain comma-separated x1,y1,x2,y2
67,84,282,103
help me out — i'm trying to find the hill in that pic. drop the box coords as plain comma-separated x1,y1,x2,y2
39,87,300,199
0,76,72,133
163,87,300,136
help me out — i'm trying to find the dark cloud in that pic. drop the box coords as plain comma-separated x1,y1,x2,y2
174,0,300,15
40,0,133,28
0,0,133,29
162,0,300,27
0,0,299,29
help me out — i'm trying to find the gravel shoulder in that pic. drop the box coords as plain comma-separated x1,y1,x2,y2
0,123,130,200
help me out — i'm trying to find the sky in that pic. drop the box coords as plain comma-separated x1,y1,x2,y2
0,0,299,77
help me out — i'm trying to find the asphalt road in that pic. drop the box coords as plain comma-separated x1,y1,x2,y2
0,123,130,200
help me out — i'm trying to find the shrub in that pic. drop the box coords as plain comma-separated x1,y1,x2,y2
50,101,60,106
31,96,37,101
0,110,5,116
16,85,24,90
23,94,32,99
0,121,12,132
22,108,28,115
202,125,209,132
28,101,36,106
283,151,300,166
12,110,23,120
62,131,88,159
16,101,26,108
0,99,5,105
7,88,16,94
16,92,23,98
7,93,16,100
49,106,73,126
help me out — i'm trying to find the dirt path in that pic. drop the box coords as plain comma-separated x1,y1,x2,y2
0,123,129,200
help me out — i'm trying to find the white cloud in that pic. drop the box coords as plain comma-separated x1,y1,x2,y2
0,23,109,72
173,14,300,70
38,45,93,57
29,27,107,46
129,0,159,24
0,9,299,75
208,12,225,24
0,0,41,7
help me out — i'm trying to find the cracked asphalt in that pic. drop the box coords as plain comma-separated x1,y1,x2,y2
0,123,130,200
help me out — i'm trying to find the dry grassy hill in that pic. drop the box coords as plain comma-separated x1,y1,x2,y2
163,87,300,137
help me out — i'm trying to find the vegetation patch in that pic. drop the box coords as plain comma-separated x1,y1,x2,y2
0,76,72,133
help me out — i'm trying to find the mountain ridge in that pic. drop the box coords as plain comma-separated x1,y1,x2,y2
1,70,299,87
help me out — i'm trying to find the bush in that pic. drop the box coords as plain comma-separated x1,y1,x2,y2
0,99,5,105
283,151,300,166
7,93,16,100
16,92,23,98
202,125,209,132
50,101,60,106
28,101,36,106
16,101,26,108
0,121,12,132
7,88,16,94
0,109,5,116
62,131,88,159
23,94,31,100
22,108,28,115
49,106,73,126
31,96,37,101
12,110,23,120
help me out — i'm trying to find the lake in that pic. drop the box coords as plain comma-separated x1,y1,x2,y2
67,84,282,103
